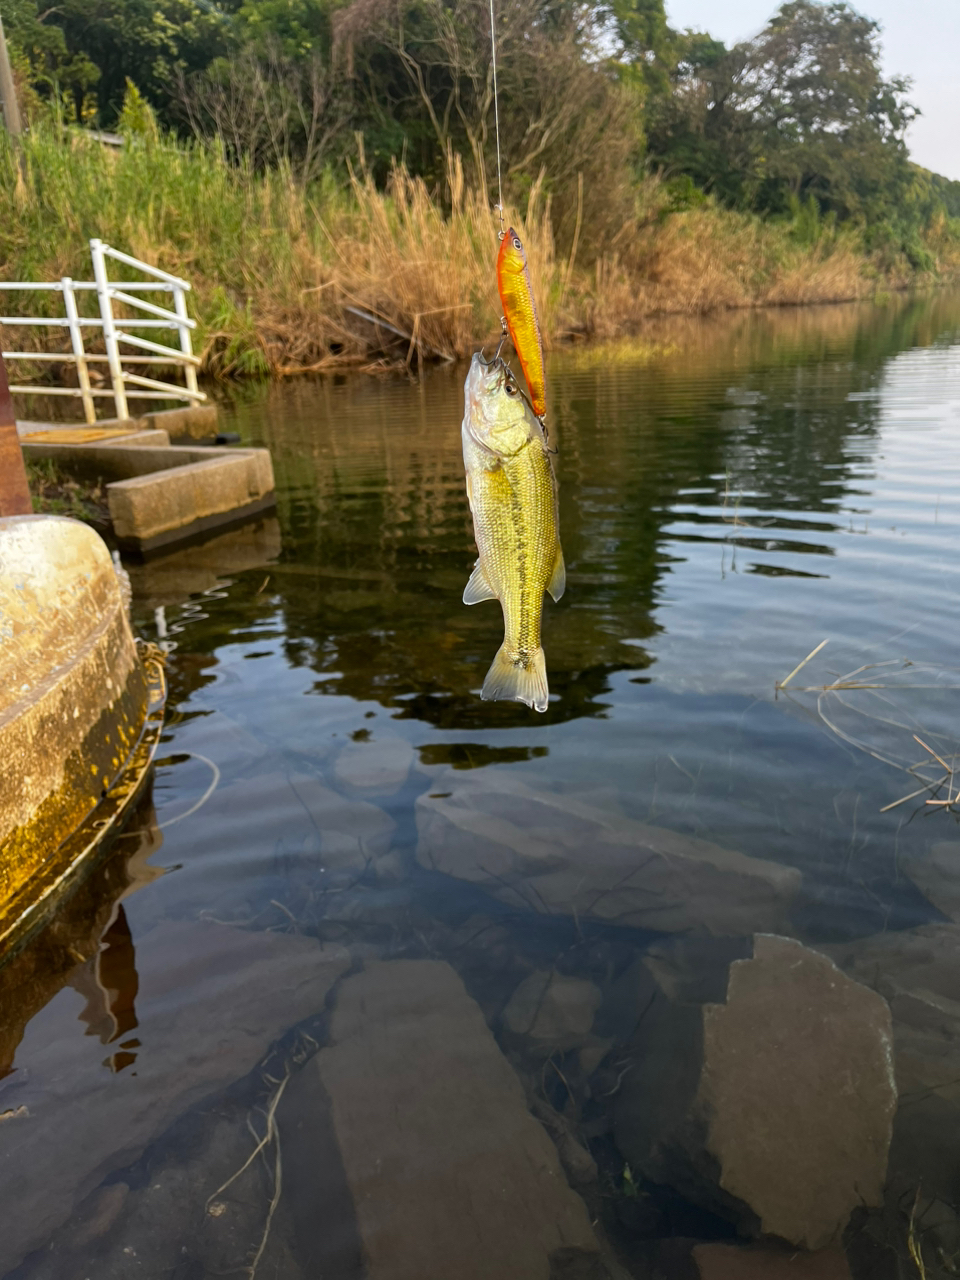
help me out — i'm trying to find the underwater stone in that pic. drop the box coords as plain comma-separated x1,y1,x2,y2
415,773,800,935
0,920,349,1275
900,841,960,922
614,935,896,1251
334,734,414,793
825,922,960,1209
503,970,603,1049
314,959,604,1280
693,1242,852,1279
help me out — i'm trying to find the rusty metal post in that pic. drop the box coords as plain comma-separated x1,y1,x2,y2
0,349,32,515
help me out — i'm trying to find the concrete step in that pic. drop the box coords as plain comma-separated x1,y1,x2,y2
22,434,275,554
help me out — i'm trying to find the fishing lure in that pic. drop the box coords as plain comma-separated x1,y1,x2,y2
496,227,546,420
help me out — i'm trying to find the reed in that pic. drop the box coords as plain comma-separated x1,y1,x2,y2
1,126,957,378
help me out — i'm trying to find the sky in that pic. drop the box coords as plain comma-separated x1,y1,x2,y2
664,0,960,181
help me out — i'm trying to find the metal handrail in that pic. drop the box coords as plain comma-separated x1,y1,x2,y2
0,238,205,423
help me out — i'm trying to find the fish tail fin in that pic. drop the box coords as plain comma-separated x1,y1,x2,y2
481,644,549,713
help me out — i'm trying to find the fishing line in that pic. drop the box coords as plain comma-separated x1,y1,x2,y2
488,0,505,240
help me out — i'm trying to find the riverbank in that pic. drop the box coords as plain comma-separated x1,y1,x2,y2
3,127,959,379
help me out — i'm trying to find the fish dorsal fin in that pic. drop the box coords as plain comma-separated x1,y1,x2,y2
463,560,497,606
546,546,566,602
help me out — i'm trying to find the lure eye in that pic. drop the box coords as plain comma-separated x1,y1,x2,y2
504,382,518,397
512,236,522,250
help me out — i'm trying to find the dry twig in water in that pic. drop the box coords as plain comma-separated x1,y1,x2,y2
206,1070,291,1280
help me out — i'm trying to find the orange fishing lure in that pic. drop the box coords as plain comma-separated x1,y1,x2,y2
496,227,546,420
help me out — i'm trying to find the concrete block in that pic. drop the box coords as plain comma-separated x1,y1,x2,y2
108,456,244,540
0,515,146,914
142,404,219,439
107,454,274,549
22,435,174,482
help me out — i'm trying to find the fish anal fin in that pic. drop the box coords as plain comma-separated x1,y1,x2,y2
463,561,497,606
546,546,566,603
481,645,549,713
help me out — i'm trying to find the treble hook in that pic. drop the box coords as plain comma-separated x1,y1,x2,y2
478,336,507,367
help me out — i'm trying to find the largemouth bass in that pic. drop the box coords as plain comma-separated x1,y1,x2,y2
461,352,565,712
497,227,547,419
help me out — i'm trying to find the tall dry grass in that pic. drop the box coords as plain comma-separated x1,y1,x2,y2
0,126,956,378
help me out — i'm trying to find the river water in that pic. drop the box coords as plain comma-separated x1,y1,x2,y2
4,291,960,1277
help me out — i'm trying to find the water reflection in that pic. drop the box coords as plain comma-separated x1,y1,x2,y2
0,794,161,1080
200,292,960,730
72,903,140,1070
418,743,549,769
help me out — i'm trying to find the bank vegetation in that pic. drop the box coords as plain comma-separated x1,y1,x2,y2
3,0,960,376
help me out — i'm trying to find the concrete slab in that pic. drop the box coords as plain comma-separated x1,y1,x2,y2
313,959,605,1280
22,429,170,451
0,921,350,1275
17,417,149,438
17,406,217,443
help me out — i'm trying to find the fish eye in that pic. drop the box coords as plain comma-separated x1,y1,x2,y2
512,236,522,250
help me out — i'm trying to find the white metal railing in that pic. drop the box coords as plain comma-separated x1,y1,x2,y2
0,238,205,424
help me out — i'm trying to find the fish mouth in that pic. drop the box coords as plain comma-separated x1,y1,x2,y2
468,350,510,403
467,351,537,438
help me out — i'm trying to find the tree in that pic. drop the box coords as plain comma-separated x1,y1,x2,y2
646,1,918,223
177,45,349,187
331,0,641,246
6,0,232,125
4,0,101,121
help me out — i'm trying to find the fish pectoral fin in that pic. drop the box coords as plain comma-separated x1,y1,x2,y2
463,561,498,606
546,546,566,603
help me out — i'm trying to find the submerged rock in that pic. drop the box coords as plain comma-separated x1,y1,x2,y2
19,1104,304,1280
692,1242,852,1279
142,769,396,925
503,970,603,1050
825,922,960,1209
0,920,349,1275
614,935,896,1250
312,959,607,1280
335,733,414,794
415,774,800,935
901,841,960,922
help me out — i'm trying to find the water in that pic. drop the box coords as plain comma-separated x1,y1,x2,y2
4,291,960,1277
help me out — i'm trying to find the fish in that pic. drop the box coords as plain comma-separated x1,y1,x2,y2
496,226,547,420
461,352,565,712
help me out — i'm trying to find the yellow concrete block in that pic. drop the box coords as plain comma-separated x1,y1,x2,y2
0,516,147,913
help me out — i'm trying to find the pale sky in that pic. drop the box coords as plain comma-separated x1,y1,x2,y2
665,0,960,181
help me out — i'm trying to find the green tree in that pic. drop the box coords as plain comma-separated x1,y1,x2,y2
646,1,918,223
7,0,233,125
4,0,101,120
